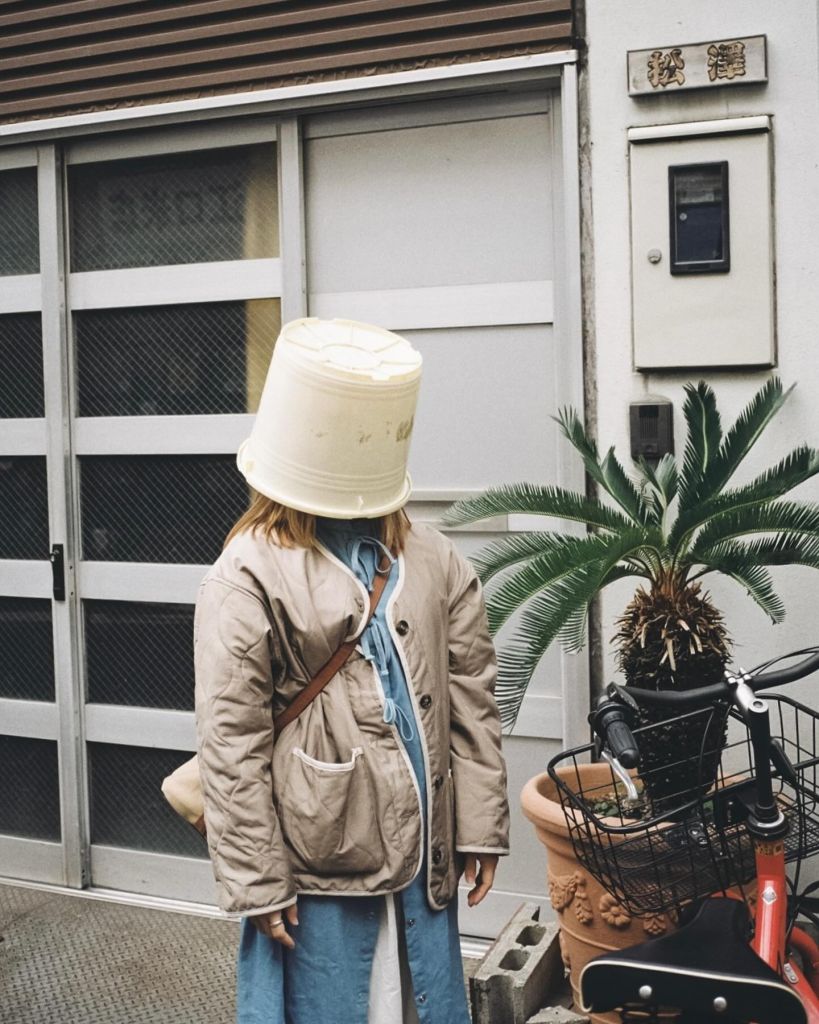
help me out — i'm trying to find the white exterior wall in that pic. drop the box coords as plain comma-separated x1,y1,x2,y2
583,0,819,699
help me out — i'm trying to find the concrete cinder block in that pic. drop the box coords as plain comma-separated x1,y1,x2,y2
469,902,563,1024
526,1006,589,1024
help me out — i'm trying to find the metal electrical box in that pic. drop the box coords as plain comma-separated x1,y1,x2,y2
629,116,774,370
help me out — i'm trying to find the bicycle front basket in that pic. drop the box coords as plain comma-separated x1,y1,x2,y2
547,696,819,916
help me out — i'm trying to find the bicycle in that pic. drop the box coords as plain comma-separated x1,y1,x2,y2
547,647,819,1024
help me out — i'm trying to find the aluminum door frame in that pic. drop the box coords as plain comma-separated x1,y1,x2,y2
0,144,75,887
70,117,304,901
0,118,307,903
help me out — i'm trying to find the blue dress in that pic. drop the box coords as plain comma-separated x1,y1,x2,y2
235,517,471,1024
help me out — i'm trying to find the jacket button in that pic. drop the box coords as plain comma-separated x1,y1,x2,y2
396,619,409,636
433,774,444,789
419,694,432,709
431,846,443,865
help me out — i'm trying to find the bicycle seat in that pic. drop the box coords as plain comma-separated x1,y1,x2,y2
580,897,806,1024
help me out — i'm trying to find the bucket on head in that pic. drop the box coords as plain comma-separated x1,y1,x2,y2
236,317,422,518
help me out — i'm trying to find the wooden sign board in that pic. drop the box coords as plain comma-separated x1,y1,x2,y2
628,35,767,96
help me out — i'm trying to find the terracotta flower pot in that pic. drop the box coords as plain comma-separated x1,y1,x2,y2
521,765,679,1024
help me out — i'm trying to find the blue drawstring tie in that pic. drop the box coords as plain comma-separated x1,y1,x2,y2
383,696,416,741
317,523,417,743
360,618,391,684
342,534,415,743
350,534,396,591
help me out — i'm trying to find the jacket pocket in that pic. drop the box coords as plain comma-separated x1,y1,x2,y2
291,746,362,773
277,745,384,876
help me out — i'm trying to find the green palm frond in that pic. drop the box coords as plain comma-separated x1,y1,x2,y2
669,445,819,552
638,453,678,518
716,446,819,508
691,501,819,555
706,378,794,500
677,381,722,511
493,564,603,729
716,534,819,571
484,528,654,634
493,546,642,729
601,448,652,524
692,541,786,622
556,407,648,524
693,535,819,623
438,482,634,532
469,532,569,584
556,564,636,653
556,604,589,653
678,379,794,512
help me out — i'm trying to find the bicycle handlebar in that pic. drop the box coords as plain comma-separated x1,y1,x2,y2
618,650,819,709
591,649,819,764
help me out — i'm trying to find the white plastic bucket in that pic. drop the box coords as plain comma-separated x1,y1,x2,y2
236,317,422,518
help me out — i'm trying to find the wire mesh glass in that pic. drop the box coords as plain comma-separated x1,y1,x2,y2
84,600,194,710
0,597,54,701
88,742,208,858
74,299,279,417
0,313,43,418
548,695,819,916
79,454,250,564
68,142,278,271
0,456,49,559
0,736,60,840
0,166,39,276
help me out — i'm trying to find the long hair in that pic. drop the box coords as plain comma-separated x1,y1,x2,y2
223,490,412,554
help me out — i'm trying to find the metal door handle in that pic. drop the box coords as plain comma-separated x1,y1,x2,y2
50,543,65,601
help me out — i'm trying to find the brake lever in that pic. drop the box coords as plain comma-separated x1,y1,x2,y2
600,750,640,802
606,680,641,714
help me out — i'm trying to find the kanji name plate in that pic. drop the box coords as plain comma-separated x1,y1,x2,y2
628,35,767,96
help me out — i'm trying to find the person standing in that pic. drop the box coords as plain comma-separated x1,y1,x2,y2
193,318,510,1023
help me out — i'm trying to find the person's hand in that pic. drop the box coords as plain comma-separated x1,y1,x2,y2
462,854,499,907
249,901,299,948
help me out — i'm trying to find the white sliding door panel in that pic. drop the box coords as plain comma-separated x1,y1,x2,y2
305,90,578,938
306,113,554,292
403,324,558,491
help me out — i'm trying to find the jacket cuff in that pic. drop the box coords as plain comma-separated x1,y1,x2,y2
456,846,510,856
241,894,299,917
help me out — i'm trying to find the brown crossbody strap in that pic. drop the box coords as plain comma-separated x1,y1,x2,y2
272,549,393,738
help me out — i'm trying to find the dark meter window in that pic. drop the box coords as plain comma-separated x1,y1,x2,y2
668,161,729,275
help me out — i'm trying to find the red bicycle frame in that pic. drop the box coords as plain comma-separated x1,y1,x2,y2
570,653,819,1024
751,838,819,1022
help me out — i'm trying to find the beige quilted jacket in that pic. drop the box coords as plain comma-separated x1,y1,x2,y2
193,520,510,918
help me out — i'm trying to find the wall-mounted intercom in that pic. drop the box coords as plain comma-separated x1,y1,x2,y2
630,397,674,463
629,115,774,370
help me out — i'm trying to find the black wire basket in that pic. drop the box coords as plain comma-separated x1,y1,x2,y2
547,693,819,917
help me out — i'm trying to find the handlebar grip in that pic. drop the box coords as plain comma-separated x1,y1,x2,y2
590,699,640,768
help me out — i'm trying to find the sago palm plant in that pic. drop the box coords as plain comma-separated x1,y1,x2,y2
441,378,819,805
